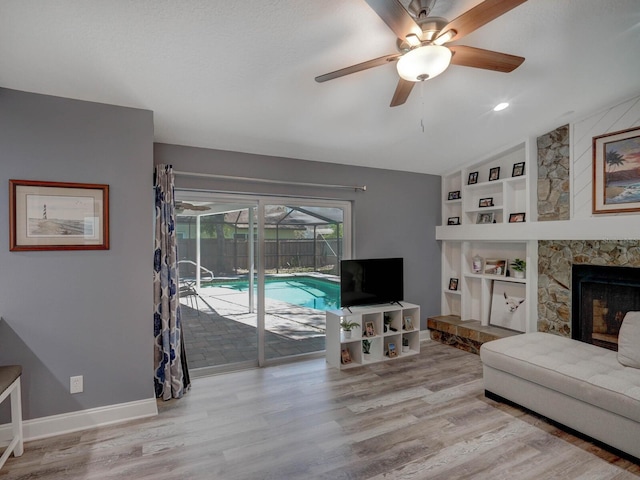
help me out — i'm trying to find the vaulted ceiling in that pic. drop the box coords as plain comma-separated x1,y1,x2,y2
1,0,639,174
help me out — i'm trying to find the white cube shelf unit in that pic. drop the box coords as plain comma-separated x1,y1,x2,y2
438,139,538,334
326,303,420,369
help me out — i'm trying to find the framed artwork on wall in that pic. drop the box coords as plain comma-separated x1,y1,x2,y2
9,179,109,251
593,126,640,214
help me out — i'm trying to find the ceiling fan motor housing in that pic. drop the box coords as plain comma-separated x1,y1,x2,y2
407,0,437,18
397,16,448,51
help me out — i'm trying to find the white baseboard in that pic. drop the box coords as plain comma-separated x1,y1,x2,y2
0,398,158,442
420,329,431,342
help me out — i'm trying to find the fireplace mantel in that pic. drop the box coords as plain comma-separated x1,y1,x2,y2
436,216,640,241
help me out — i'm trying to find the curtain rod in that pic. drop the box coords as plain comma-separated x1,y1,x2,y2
173,170,366,192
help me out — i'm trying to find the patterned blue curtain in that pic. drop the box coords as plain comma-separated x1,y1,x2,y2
153,164,190,399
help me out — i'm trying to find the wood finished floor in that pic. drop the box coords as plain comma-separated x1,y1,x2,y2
1,341,639,479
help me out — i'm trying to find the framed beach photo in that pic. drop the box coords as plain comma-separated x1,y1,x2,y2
9,180,109,251
489,167,500,181
593,126,640,214
512,162,525,177
468,171,478,185
388,342,398,358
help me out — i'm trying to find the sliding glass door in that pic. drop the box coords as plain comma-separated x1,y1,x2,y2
175,192,350,372
262,203,345,360
175,198,259,372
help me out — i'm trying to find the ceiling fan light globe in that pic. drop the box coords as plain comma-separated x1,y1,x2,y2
396,45,452,82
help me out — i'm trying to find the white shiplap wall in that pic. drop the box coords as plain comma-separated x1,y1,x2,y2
573,95,640,219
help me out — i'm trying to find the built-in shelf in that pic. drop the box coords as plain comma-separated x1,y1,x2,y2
440,140,537,333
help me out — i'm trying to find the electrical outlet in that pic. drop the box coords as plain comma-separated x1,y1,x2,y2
70,375,83,394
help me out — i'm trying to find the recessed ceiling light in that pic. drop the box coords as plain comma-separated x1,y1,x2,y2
493,102,509,112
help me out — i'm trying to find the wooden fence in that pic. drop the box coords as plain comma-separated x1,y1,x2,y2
177,238,341,276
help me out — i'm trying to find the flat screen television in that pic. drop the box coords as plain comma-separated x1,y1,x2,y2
340,257,403,308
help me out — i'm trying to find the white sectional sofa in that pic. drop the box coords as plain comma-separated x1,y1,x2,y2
480,330,640,460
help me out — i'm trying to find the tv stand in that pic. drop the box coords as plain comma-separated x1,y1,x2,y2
326,303,420,369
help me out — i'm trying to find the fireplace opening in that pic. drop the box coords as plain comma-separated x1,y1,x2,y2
572,264,640,351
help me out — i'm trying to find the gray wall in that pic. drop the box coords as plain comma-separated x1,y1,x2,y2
154,144,442,328
0,88,155,420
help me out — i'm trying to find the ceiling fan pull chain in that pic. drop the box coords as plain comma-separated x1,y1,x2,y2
420,81,425,133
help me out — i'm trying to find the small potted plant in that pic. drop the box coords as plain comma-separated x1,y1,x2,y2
340,319,360,339
510,258,526,279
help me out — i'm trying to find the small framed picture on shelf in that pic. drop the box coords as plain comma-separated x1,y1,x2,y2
478,197,494,208
341,348,352,365
448,278,459,291
476,212,494,224
404,316,414,330
468,171,479,185
364,322,376,337
509,212,526,223
512,162,525,177
388,343,398,358
447,190,461,200
484,258,507,276
447,217,461,225
489,167,500,181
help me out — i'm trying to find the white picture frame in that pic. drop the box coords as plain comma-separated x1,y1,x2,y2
490,280,526,332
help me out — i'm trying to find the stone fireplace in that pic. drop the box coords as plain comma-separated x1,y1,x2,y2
538,240,640,338
571,264,640,350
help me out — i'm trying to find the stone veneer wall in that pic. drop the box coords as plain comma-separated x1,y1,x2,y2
538,240,640,336
537,125,570,221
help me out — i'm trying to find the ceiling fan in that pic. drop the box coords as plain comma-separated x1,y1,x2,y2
315,0,527,107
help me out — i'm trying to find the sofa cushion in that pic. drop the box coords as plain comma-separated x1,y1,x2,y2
480,332,640,423
618,312,640,368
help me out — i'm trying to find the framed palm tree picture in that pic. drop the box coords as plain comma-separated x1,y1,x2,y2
593,126,640,214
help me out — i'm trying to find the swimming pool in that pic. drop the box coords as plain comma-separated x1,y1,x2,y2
215,276,340,310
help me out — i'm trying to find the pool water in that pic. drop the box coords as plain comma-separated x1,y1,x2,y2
218,277,340,310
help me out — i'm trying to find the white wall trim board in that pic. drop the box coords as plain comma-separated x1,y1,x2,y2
0,398,158,443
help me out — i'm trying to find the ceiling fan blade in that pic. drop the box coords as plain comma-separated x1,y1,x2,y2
390,78,415,107
365,0,422,42
449,45,524,72
435,0,527,44
315,53,401,83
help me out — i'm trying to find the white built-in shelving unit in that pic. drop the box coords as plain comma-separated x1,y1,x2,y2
437,140,538,333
